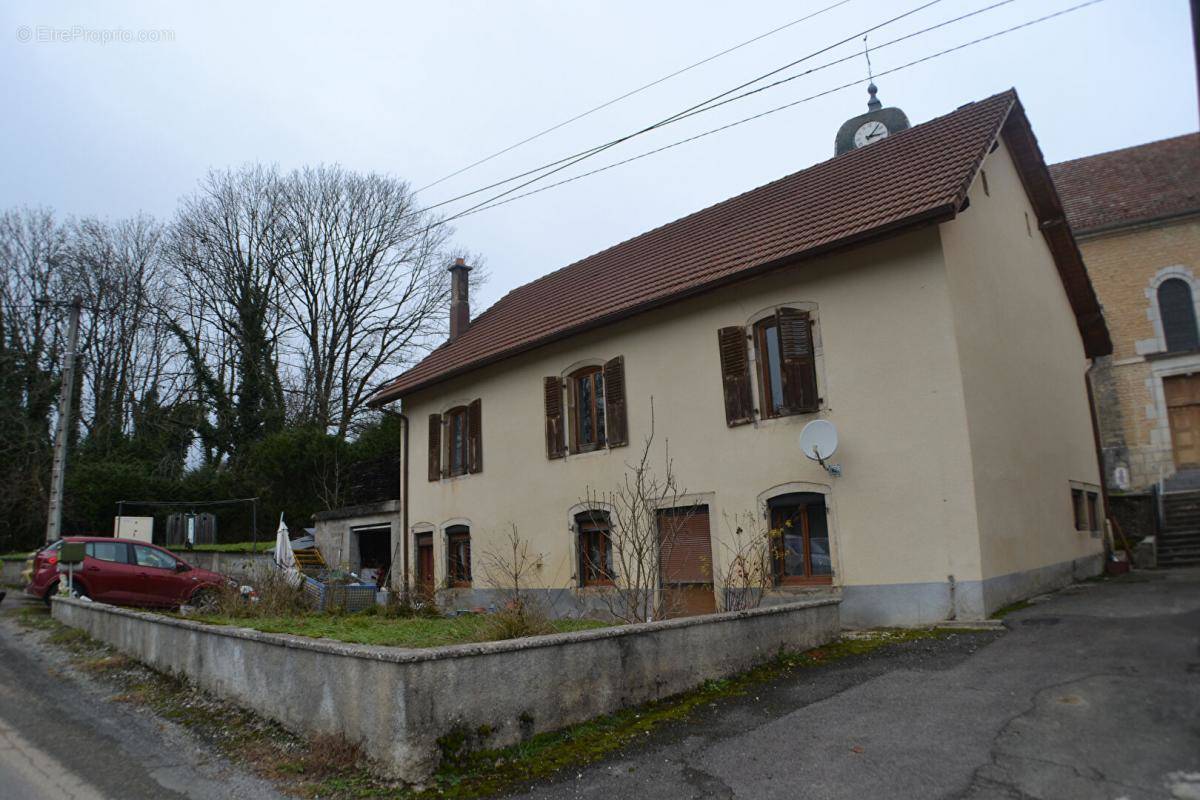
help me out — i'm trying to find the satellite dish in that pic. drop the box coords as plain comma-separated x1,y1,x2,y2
799,420,839,462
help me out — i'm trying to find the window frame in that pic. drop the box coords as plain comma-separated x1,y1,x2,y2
570,366,607,453
767,493,833,586
445,406,470,477
1157,277,1200,353
576,511,614,587
753,317,787,419
1086,491,1099,532
1071,488,1088,531
446,526,472,587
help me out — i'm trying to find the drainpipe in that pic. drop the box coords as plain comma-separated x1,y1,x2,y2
1084,365,1113,528
382,407,411,601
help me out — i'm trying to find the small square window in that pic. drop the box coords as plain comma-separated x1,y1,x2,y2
1071,489,1088,531
1086,492,1099,532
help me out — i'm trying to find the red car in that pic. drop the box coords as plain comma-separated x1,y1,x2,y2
25,537,226,608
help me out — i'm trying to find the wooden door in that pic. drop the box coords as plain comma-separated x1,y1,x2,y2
414,533,435,600
657,506,716,618
1165,374,1200,467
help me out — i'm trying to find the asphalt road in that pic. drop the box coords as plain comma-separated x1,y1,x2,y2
509,569,1200,800
0,596,285,800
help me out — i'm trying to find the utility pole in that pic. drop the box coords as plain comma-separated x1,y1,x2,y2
45,295,82,543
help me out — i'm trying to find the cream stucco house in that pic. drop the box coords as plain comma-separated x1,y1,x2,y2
358,89,1111,627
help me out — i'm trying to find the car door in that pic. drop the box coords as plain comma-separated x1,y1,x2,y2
132,544,188,606
81,542,140,604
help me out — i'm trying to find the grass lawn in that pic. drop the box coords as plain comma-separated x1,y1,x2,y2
168,541,268,554
0,551,33,561
187,611,609,649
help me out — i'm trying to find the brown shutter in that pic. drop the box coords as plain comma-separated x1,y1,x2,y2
467,398,483,473
544,377,565,459
717,326,753,426
658,507,713,584
427,413,442,481
603,356,628,447
566,374,578,454
776,308,818,413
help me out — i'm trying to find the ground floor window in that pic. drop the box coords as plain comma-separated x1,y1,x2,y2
577,510,614,586
447,525,471,587
768,493,832,584
1072,488,1088,531
414,532,434,598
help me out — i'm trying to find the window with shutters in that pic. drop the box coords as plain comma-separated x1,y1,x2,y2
446,525,471,587
1158,278,1200,352
429,400,483,480
752,307,819,418
545,357,627,458
767,493,832,584
576,510,614,586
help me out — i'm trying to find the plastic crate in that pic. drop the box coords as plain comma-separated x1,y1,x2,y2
303,576,377,612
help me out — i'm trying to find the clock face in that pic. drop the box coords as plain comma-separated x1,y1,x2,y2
853,121,888,148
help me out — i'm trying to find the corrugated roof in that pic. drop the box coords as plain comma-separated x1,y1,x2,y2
371,89,1107,404
1050,132,1200,235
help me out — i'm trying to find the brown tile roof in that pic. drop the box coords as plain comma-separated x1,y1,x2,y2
1050,133,1200,235
371,89,1108,404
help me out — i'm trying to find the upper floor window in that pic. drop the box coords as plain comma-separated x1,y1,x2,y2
428,399,482,481
1158,278,1199,352
718,307,819,426
543,358,628,459
446,406,470,476
572,366,606,452
576,510,614,586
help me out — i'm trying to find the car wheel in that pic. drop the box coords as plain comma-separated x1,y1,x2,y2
190,588,218,613
72,582,90,600
42,581,59,606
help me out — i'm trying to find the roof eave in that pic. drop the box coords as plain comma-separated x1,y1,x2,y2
998,98,1113,359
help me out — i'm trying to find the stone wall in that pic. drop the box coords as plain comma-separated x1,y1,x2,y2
52,596,839,781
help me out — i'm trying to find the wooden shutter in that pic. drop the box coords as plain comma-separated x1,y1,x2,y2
603,356,628,447
544,377,565,459
566,374,579,454
427,413,442,481
717,326,753,426
467,398,482,473
776,308,818,413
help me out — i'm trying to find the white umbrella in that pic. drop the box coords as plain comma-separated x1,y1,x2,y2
274,513,296,570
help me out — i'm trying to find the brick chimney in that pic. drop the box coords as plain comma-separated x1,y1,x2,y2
448,258,472,342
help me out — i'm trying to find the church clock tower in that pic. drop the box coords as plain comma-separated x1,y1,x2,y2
834,83,910,156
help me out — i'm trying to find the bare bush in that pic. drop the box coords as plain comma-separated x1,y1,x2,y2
476,524,554,639
206,567,312,618
581,404,698,623
715,510,776,612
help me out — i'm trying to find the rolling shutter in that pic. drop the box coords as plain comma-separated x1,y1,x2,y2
427,413,442,481
658,506,713,585
776,308,818,413
467,398,483,473
603,356,628,448
717,326,753,426
544,377,565,459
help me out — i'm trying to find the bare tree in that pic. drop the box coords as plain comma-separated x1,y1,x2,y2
714,510,776,612
478,524,543,610
167,165,288,463
277,165,466,437
580,403,698,623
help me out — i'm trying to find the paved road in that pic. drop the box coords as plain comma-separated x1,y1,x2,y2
511,569,1200,800
0,597,285,800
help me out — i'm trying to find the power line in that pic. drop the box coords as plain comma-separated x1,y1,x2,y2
416,0,948,219
414,0,857,193
444,0,1109,223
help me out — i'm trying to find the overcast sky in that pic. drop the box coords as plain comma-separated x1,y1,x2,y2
2,0,1196,311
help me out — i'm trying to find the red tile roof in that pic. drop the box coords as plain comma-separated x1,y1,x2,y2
370,89,1108,404
1050,133,1200,235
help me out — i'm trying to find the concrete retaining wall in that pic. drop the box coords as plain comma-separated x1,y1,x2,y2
170,550,275,579
53,596,839,781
